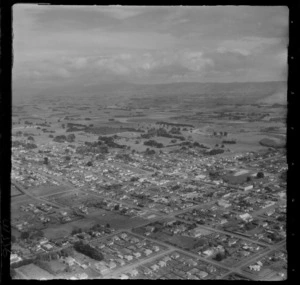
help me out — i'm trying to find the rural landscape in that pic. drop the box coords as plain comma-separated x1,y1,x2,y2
11,5,287,280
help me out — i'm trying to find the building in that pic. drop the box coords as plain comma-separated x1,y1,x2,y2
243,184,254,191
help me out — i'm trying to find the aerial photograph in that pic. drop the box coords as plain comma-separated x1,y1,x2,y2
11,5,288,280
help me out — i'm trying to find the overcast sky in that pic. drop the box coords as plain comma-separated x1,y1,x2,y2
13,5,288,86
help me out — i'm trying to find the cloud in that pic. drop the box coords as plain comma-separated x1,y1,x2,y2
92,50,213,79
217,37,284,56
56,68,71,78
72,57,88,69
13,5,288,84
181,51,214,72
94,6,147,19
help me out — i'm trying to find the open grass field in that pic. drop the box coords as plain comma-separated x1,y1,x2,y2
28,185,72,197
15,264,55,280
11,184,24,197
88,210,148,230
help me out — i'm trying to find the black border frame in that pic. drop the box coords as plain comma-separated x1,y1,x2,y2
0,1,298,283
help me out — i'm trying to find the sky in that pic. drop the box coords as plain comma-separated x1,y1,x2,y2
13,5,289,87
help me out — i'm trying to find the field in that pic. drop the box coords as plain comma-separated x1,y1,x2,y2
11,185,24,197
15,264,55,279
42,209,148,239
27,185,72,197
88,210,149,230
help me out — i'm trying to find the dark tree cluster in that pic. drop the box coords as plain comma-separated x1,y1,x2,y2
74,241,104,261
145,148,156,155
53,135,67,143
156,121,194,128
144,140,164,148
141,127,186,141
98,136,126,148
180,141,208,149
207,149,225,155
222,140,236,144
12,140,38,149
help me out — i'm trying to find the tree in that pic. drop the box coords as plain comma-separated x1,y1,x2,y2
256,172,264,179
74,241,104,261
86,161,93,167
66,133,76,143
280,171,287,181
214,252,224,261
43,157,49,165
20,231,30,240
106,223,110,228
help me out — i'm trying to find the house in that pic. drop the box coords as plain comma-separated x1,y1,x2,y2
249,264,261,271
166,220,177,226
38,237,49,245
150,264,160,271
186,259,198,267
152,245,160,252
218,199,231,208
42,243,53,251
145,226,155,232
158,260,167,267
171,252,180,259
120,274,129,279
124,255,133,261
203,249,214,257
95,264,110,275
108,261,117,269
120,233,128,239
128,245,137,251
129,269,139,277
239,213,253,222
64,257,76,266
189,228,204,238
187,268,200,276
143,268,152,275
10,253,22,264
133,252,141,258
162,256,172,263
145,249,152,256
76,273,89,279
228,238,238,246
243,184,254,191
197,271,208,279
131,237,140,243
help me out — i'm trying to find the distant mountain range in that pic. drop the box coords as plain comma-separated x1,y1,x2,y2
13,81,287,105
